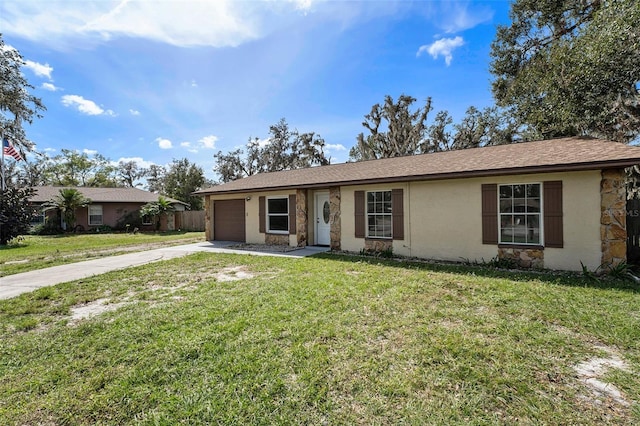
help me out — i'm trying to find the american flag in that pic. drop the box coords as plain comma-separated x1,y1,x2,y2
2,138,23,161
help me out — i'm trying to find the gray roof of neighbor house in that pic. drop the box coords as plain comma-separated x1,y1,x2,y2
30,186,186,205
195,136,640,195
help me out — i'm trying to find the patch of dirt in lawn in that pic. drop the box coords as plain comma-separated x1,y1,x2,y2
68,298,129,324
547,324,633,417
215,266,255,282
574,343,632,413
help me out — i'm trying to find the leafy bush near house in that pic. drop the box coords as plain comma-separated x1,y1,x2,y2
114,210,143,231
0,186,36,245
29,221,63,236
93,225,112,233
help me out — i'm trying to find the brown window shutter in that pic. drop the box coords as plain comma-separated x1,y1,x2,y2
288,194,296,234
354,191,365,238
544,181,563,248
259,196,266,233
392,188,404,240
481,184,498,244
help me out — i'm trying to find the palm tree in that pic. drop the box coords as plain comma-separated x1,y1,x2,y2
140,196,175,231
44,188,91,231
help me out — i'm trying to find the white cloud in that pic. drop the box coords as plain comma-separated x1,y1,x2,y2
180,141,199,153
61,94,111,115
41,82,60,91
116,156,155,169
325,143,346,151
191,79,198,88
24,60,53,80
156,137,173,149
437,3,494,34
0,0,317,48
417,36,464,66
83,148,98,155
198,135,218,149
129,109,140,116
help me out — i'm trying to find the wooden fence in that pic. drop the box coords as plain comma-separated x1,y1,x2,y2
175,210,205,231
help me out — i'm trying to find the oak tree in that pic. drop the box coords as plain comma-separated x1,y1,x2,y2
490,0,640,142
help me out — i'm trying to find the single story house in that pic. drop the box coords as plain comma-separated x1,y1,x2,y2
195,137,640,272
30,186,186,231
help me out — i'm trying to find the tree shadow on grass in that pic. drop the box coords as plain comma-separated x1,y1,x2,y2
312,252,640,294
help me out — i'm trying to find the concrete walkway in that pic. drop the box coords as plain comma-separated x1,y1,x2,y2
0,242,330,300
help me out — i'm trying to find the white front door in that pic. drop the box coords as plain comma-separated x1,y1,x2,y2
315,192,331,246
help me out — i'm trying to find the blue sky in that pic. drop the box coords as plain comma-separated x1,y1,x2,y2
1,0,511,181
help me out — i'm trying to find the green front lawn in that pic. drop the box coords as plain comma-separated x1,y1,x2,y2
1,253,638,424
0,232,204,277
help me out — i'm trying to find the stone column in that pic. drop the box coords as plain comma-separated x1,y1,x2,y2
329,186,341,250
296,189,308,247
601,169,627,267
204,195,212,240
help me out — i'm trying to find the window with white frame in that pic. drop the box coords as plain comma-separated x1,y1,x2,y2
367,191,392,238
89,204,103,226
267,197,289,233
499,183,541,245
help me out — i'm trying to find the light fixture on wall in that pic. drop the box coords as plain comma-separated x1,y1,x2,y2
246,196,252,201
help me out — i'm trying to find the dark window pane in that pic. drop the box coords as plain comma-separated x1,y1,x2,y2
527,184,540,198
500,200,512,213
501,228,514,243
526,198,541,213
269,215,288,231
380,216,392,238
513,198,526,213
513,185,525,198
268,198,288,214
368,216,377,228
527,215,540,244
499,185,512,199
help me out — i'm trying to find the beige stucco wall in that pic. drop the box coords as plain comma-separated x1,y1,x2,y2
341,170,602,271
208,191,297,245
207,170,603,271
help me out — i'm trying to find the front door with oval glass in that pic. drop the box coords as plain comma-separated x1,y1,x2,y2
315,192,331,246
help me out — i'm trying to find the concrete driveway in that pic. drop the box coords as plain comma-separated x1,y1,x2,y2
0,242,329,300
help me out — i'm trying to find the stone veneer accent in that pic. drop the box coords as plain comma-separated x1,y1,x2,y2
296,189,308,247
498,247,544,269
601,169,627,267
364,238,393,253
329,187,341,250
205,195,212,240
265,233,289,245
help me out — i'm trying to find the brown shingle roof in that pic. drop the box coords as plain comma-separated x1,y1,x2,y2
30,186,186,205
196,137,640,195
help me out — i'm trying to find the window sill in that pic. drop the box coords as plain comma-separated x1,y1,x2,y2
498,244,544,250
365,237,392,241
266,231,289,235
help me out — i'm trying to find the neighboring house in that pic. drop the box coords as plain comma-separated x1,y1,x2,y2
196,137,640,272
30,186,186,231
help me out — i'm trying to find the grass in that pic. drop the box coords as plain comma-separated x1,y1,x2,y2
1,253,639,424
0,232,204,276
